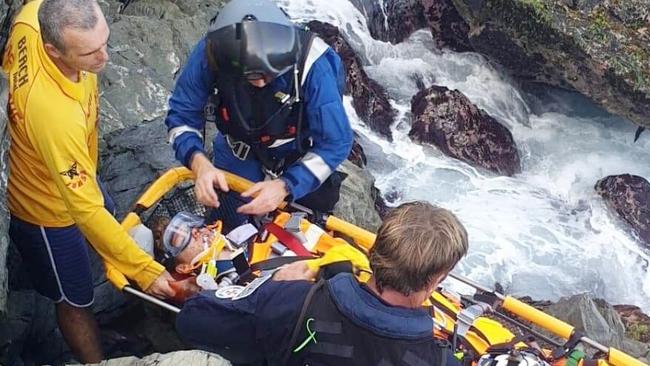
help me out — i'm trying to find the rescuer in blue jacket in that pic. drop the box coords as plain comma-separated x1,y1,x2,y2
164,0,353,225
175,201,468,366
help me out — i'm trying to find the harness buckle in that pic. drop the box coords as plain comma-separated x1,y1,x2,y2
225,135,251,161
262,167,280,179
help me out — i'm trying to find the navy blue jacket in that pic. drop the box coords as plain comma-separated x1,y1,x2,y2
175,274,460,365
164,37,353,200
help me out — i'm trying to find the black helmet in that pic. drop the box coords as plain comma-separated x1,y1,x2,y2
207,0,300,82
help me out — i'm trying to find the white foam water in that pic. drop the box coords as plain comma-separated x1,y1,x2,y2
277,0,650,311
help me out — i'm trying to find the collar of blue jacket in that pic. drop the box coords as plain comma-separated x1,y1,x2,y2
327,273,434,340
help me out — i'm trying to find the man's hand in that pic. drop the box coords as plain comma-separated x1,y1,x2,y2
273,261,318,282
191,153,229,208
237,178,288,215
145,270,177,299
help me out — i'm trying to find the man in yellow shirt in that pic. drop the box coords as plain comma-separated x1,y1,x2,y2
2,0,175,362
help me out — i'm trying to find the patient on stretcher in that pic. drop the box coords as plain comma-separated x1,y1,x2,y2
137,212,249,303
133,211,370,303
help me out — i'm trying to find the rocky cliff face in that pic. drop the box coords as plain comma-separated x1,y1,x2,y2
98,0,220,135
0,65,9,318
450,0,650,129
0,0,24,321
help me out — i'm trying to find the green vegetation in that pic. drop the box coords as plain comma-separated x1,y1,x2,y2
520,0,552,22
586,8,611,42
608,46,649,92
626,323,649,342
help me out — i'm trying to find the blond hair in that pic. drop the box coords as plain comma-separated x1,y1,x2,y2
369,201,468,295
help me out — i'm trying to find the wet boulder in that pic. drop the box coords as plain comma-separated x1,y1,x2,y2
349,0,470,52
349,0,428,45
347,139,368,168
409,85,521,176
420,0,472,51
595,174,650,248
451,0,650,130
307,20,396,141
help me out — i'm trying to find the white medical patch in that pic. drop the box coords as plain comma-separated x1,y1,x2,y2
214,285,245,299
232,272,274,300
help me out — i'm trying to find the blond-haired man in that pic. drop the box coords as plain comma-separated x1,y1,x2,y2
176,201,468,365
2,0,174,362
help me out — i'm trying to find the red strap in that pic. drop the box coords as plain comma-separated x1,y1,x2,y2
264,223,314,257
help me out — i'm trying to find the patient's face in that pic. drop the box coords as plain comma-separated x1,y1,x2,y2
175,227,232,267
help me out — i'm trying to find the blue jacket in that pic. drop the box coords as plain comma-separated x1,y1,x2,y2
175,274,460,365
164,37,353,200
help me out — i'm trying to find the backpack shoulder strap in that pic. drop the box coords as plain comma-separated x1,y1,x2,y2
280,279,326,364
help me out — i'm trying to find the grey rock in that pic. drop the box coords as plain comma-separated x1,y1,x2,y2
0,61,9,317
100,0,222,135
595,174,650,248
0,289,73,366
83,350,232,366
334,160,383,232
100,119,178,219
450,0,650,129
409,85,521,176
545,294,649,359
0,0,22,65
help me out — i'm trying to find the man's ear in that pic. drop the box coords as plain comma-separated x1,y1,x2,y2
191,227,202,238
176,263,194,274
43,42,63,59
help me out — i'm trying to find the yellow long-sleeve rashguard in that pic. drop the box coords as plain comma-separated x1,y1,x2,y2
2,0,164,290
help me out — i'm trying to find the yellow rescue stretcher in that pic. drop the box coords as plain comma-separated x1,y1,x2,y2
104,167,647,366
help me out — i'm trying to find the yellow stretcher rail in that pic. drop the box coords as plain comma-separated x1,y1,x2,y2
104,167,646,366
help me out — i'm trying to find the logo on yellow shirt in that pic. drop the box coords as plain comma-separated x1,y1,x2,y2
59,161,89,189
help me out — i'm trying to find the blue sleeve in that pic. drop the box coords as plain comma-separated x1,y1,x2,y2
164,37,216,167
175,280,312,362
281,48,353,200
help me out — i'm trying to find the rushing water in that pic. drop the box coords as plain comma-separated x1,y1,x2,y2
276,0,650,311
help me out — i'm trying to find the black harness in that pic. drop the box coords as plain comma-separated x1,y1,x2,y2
205,29,315,178
281,280,450,366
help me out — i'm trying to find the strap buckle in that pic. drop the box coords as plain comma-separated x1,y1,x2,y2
225,135,251,161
